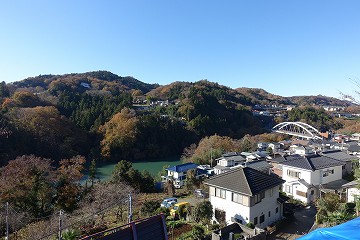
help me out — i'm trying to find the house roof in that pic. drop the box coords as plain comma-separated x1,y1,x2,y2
216,152,246,162
204,167,285,196
240,160,271,172
280,154,344,171
348,144,360,153
166,163,198,173
321,150,356,162
298,179,314,188
342,180,358,188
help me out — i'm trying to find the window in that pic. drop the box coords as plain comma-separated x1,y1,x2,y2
342,165,346,170
323,172,329,177
287,169,301,178
215,188,226,199
260,214,265,224
311,190,314,195
269,188,273,197
276,207,279,213
268,211,271,217
254,217,258,225
254,192,265,204
285,185,292,194
232,193,243,204
323,169,335,177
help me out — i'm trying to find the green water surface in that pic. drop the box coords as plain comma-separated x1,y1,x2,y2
89,156,182,181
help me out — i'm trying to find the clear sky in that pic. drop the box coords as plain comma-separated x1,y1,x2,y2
1,1,360,98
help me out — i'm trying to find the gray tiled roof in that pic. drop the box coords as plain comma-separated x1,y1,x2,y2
298,179,313,188
216,153,246,162
280,154,344,170
348,144,360,152
204,167,285,196
322,150,356,162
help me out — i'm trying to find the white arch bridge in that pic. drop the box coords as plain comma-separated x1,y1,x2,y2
272,122,322,140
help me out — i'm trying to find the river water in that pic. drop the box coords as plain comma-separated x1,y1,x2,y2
85,156,182,182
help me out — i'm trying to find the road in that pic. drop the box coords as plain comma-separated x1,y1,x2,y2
268,205,317,240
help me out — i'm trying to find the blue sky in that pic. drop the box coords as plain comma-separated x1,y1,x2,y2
1,1,360,98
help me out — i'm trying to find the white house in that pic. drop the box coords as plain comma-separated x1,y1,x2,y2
213,152,246,175
280,154,345,204
204,167,285,229
342,181,360,203
321,150,356,176
164,163,198,188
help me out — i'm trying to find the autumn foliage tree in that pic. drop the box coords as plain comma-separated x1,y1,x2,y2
0,155,55,217
99,108,138,159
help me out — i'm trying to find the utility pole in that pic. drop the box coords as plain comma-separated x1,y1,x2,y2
5,202,9,240
128,193,132,223
58,210,64,240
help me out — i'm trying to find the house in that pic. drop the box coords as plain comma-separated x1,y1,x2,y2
289,145,315,156
204,167,285,229
280,154,345,204
268,143,281,152
347,144,360,155
342,181,360,203
257,142,269,151
321,150,356,176
214,152,271,175
164,163,198,188
213,152,246,175
350,133,360,141
80,82,91,88
266,154,287,177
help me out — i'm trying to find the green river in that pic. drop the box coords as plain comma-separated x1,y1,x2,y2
86,156,182,181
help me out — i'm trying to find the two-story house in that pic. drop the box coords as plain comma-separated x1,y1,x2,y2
280,154,345,204
321,150,356,176
204,167,285,229
165,163,198,188
213,152,246,175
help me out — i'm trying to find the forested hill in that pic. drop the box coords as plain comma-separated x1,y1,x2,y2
11,71,159,94
0,71,352,166
288,95,352,107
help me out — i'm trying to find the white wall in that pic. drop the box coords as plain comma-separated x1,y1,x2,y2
282,166,312,183
282,165,343,186
310,166,342,185
209,186,282,229
248,187,282,229
347,187,360,202
209,187,250,225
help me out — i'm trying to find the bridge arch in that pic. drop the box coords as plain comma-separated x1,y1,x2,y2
272,121,322,140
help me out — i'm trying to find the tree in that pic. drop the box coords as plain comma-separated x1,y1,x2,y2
164,179,175,196
99,108,138,159
140,200,160,217
185,169,199,191
190,225,205,240
192,201,213,223
56,155,86,212
88,159,98,187
0,155,56,217
111,160,156,193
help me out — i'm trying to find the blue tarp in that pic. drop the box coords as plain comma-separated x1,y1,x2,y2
298,217,360,240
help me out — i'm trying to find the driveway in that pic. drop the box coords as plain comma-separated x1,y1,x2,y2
268,205,317,240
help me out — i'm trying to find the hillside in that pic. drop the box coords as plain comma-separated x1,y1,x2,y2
235,87,292,106
10,70,159,95
288,95,352,107
0,71,354,164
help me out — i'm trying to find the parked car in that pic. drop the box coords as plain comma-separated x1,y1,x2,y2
160,197,178,208
194,189,206,198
